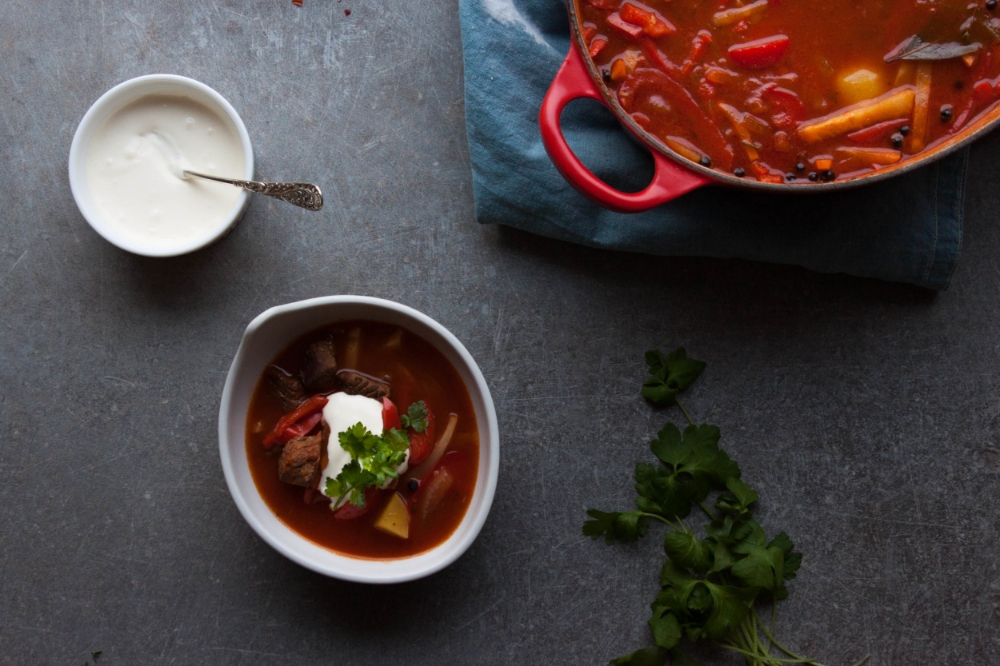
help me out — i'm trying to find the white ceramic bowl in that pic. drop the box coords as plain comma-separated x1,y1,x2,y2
68,74,254,257
218,296,500,583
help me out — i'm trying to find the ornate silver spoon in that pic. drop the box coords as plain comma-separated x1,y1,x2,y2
183,170,323,211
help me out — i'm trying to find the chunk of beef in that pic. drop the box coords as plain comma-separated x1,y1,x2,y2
337,369,390,400
264,365,307,413
300,338,338,392
278,432,322,487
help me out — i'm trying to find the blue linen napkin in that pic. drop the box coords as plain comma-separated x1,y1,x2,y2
459,0,970,289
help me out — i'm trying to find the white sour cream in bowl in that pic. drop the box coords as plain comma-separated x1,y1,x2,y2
69,75,254,257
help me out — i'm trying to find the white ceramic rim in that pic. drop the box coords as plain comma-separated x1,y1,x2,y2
68,74,255,257
218,296,500,584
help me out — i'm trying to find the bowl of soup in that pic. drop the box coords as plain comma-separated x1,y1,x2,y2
218,296,499,583
540,0,1000,211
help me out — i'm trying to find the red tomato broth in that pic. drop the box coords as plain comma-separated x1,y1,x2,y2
245,320,480,559
578,0,1000,182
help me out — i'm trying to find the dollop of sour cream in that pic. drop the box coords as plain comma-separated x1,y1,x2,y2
319,393,410,509
83,94,245,250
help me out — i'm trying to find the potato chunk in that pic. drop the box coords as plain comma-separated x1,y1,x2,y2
837,69,887,106
374,492,410,539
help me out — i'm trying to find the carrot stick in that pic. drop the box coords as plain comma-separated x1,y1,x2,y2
664,136,705,163
893,61,915,87
718,103,760,161
910,63,932,152
835,147,902,165
797,87,915,144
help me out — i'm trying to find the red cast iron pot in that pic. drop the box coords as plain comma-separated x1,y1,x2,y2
539,0,1000,213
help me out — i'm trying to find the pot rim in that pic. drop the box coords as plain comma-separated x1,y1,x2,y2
567,0,998,192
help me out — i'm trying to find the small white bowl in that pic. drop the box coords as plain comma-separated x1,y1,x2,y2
68,74,254,257
218,296,500,583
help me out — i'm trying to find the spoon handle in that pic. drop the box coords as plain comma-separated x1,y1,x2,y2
184,170,324,211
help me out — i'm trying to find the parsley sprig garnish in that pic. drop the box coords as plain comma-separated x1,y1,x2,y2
400,400,429,433
586,349,867,666
325,423,409,507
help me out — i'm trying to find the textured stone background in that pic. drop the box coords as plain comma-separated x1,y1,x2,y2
2,1,1000,664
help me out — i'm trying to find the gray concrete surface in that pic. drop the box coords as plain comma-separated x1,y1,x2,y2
2,1,1000,665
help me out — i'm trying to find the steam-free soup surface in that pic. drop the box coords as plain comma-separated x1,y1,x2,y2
246,320,479,559
579,0,1000,182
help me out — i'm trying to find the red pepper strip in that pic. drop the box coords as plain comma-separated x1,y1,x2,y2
761,84,805,118
728,35,789,69
282,412,323,441
607,12,644,40
583,25,596,42
641,38,681,77
974,79,997,104
846,118,909,144
617,68,734,170
952,55,995,133
382,397,402,431
262,394,329,449
751,161,784,184
950,98,977,134
589,37,608,58
407,407,437,466
681,30,713,77
759,83,805,130
619,2,675,38
334,487,379,520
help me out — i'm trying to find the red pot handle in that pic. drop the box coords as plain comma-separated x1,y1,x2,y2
539,43,710,213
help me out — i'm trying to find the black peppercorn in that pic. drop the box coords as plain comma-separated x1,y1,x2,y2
807,171,819,181
891,133,904,148
821,170,835,182
699,155,712,167
899,125,910,136
955,80,965,90
786,173,796,182
941,106,953,122
733,167,745,177
988,0,997,11
407,479,419,492
795,162,806,172
601,69,612,84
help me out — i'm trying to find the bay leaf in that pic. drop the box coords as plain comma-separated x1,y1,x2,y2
885,35,982,62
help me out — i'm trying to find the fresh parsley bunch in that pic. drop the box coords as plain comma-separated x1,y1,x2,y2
586,349,857,666
325,423,410,507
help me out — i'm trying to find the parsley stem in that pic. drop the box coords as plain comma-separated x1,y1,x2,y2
721,642,817,664
698,501,718,521
638,512,680,530
736,620,760,665
769,604,777,653
752,618,827,666
676,516,692,534
674,398,696,426
850,656,871,666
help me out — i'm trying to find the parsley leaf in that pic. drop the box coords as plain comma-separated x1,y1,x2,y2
663,532,712,572
642,348,706,407
635,424,740,519
583,509,649,544
325,423,410,507
400,400,429,433
648,607,682,649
